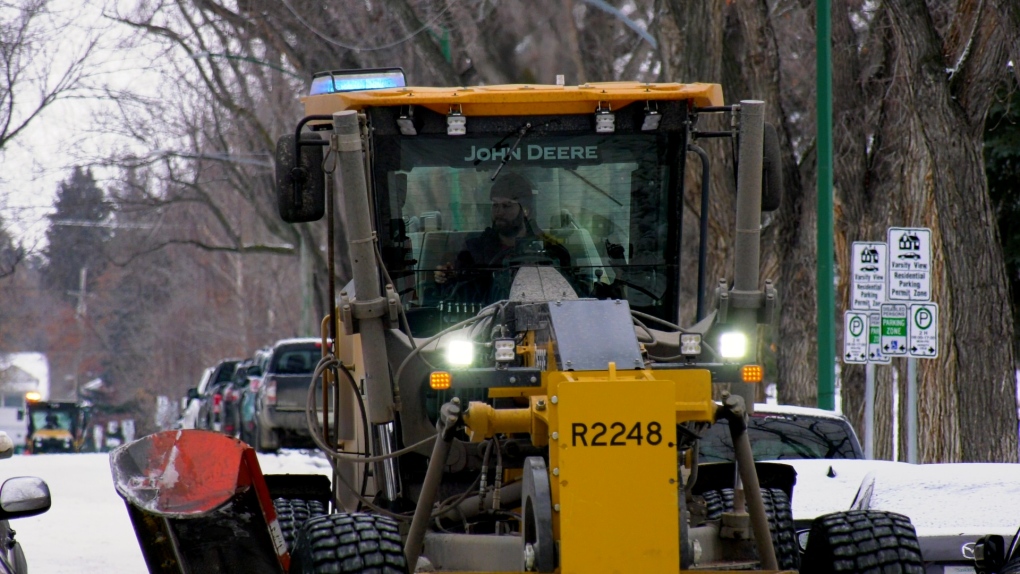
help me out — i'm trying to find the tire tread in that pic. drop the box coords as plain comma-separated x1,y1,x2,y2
802,510,924,574
290,512,407,574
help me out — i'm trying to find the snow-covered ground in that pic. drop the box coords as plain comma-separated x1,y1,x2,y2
5,448,332,573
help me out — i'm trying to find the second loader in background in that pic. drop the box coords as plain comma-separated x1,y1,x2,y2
25,399,90,454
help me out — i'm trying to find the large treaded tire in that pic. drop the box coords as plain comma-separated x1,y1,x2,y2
274,498,327,552
801,510,924,574
290,513,407,574
702,487,799,570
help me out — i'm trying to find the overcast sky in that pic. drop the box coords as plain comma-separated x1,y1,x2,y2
1,0,163,250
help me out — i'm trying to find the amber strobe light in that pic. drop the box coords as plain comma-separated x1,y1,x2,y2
430,371,452,390
741,365,764,383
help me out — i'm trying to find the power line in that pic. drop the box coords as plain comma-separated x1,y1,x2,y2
279,0,456,52
51,220,154,229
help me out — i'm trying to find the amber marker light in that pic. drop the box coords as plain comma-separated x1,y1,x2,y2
430,371,452,390
741,365,764,383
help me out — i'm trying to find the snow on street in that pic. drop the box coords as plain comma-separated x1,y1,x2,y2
6,448,333,573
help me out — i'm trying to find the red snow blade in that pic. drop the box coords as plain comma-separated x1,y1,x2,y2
110,429,289,573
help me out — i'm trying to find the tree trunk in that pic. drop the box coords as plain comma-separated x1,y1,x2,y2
832,0,1018,462
724,0,818,407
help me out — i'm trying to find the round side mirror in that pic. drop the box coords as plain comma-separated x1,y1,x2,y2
0,477,51,519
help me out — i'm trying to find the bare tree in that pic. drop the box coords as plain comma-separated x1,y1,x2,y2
0,0,96,151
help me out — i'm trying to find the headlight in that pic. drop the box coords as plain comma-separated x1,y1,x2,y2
445,340,474,367
719,332,748,359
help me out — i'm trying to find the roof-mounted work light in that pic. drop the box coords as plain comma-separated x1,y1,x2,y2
447,105,466,136
595,101,615,133
397,105,418,135
641,101,661,131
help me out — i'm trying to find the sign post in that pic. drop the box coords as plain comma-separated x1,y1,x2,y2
887,227,933,464
845,229,938,463
866,312,889,460
849,242,888,458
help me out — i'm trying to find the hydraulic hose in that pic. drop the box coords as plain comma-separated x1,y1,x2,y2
718,393,777,570
405,399,462,569
306,355,436,464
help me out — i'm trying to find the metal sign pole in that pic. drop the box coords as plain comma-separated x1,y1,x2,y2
865,362,875,459
906,357,918,463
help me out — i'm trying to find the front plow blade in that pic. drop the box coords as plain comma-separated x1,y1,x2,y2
110,429,288,573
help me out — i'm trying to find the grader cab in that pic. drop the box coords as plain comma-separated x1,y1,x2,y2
112,68,925,574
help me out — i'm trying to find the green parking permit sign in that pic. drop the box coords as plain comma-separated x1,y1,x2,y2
880,303,908,356
908,303,938,359
868,312,891,364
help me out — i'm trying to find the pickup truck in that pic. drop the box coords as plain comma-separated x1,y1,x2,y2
252,338,324,453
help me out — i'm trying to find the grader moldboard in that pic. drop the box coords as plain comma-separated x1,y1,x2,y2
111,69,925,574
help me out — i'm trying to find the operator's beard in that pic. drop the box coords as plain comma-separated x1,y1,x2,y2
494,210,526,240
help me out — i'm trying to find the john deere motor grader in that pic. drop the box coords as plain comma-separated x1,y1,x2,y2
110,69,925,574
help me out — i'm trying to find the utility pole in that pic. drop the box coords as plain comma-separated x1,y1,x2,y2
68,266,88,402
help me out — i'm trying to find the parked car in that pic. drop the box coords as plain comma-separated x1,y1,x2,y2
698,402,865,463
692,403,867,569
253,338,323,453
239,348,271,446
974,506,1020,574
0,431,51,574
195,359,240,432
221,359,254,437
795,462,1020,573
177,367,212,430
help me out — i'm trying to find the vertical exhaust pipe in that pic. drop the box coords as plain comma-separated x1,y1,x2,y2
332,111,401,501
732,100,765,295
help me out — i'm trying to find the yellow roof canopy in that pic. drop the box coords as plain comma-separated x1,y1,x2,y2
302,81,724,118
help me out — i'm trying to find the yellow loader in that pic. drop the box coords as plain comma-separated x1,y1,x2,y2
113,68,926,574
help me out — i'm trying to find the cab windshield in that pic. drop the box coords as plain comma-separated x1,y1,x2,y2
32,410,72,431
376,130,682,337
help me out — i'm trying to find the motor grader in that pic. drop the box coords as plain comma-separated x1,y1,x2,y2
110,69,925,574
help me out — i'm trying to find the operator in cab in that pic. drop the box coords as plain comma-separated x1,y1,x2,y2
434,171,570,301
44,414,60,430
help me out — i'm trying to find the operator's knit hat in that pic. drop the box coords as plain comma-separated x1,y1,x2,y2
490,172,535,209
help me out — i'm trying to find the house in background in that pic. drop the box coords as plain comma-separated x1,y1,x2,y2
0,353,50,449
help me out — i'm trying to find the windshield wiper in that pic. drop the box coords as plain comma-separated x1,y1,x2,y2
490,122,531,181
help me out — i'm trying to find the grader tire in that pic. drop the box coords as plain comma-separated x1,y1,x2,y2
701,487,799,570
273,498,327,552
289,513,407,574
801,510,924,574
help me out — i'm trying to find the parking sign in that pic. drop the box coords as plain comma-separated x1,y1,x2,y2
843,311,868,364
887,227,931,301
880,303,908,355
851,242,887,310
908,303,939,358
